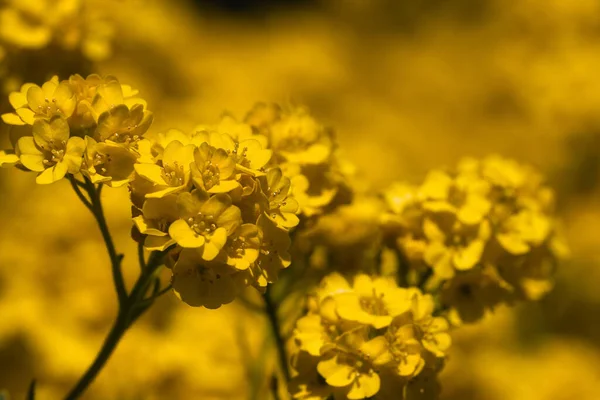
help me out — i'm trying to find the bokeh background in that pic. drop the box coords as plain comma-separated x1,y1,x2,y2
1,0,600,398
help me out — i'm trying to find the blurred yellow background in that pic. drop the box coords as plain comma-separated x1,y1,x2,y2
1,0,600,398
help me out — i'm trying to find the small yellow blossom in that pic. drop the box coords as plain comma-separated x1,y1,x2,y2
135,140,195,198
170,249,241,309
95,104,153,146
2,77,76,125
260,168,300,229
133,195,179,251
221,223,261,270
168,190,241,261
82,137,137,187
190,142,239,193
16,117,85,184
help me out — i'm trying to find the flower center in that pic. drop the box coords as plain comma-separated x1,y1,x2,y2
36,98,62,118
41,140,67,166
201,160,221,189
187,213,217,236
162,162,185,186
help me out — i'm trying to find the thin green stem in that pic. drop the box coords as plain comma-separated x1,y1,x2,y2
395,248,410,288
137,241,146,271
64,253,166,400
68,176,93,212
263,286,290,384
82,178,128,307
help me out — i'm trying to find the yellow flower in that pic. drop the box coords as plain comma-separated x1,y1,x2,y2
135,140,195,198
66,74,105,134
294,312,335,357
91,76,146,118
82,137,137,187
362,324,424,378
496,209,551,255
190,142,239,193
2,77,76,125
333,274,412,329
170,249,241,308
214,114,269,148
220,223,261,270
0,2,51,49
419,170,491,225
317,353,380,399
133,195,179,251
292,273,450,400
195,129,272,175
269,106,332,165
16,117,85,184
289,166,339,217
95,104,153,146
139,128,193,163
168,190,241,261
247,215,292,288
260,168,300,229
423,217,491,278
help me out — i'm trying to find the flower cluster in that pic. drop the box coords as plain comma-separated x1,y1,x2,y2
382,156,568,323
245,103,353,218
291,273,450,400
0,74,303,309
0,0,112,61
131,115,300,308
0,74,150,184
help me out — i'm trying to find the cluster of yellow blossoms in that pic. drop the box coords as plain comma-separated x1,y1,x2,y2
291,273,450,400
0,73,567,400
245,103,353,218
0,0,112,62
0,74,356,309
381,157,568,323
0,74,149,184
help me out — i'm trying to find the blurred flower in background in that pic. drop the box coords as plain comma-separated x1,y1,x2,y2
1,0,600,399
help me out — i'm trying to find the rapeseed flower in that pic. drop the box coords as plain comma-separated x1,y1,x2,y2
1,74,153,185
291,273,451,399
2,77,76,125
16,116,85,184
168,190,241,261
135,140,194,198
382,156,566,323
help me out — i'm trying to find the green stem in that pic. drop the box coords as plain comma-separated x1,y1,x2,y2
395,248,410,288
83,178,128,307
63,253,166,400
263,286,290,384
63,177,171,400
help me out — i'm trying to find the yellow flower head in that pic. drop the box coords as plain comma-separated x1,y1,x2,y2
82,137,137,187
190,142,239,193
16,116,84,184
259,167,300,229
2,77,76,125
0,0,113,60
170,249,243,309
133,195,179,251
1,74,152,185
135,140,195,198
267,105,333,165
291,273,451,399
168,190,241,261
383,156,566,323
